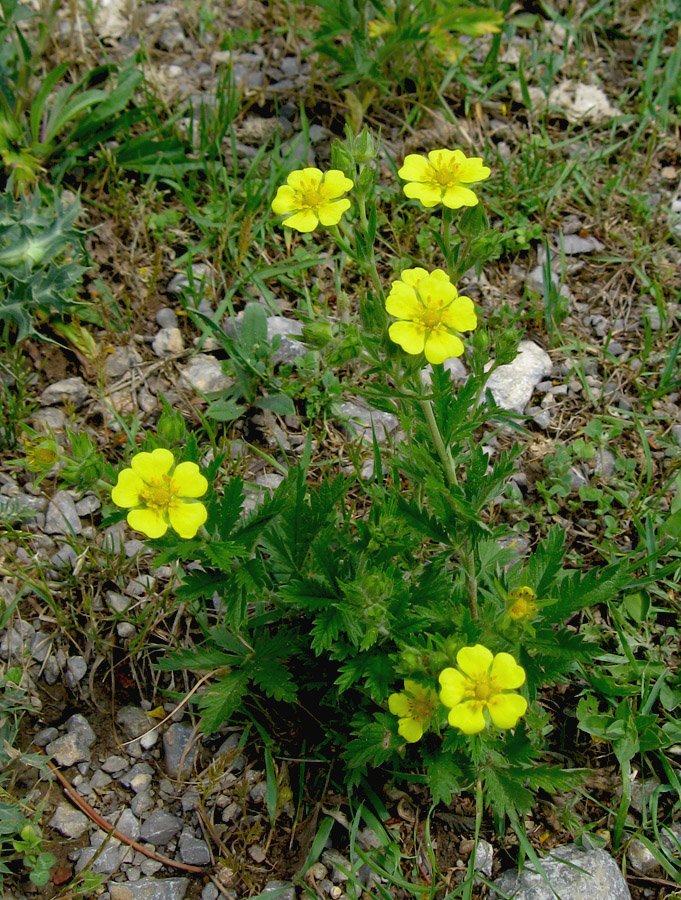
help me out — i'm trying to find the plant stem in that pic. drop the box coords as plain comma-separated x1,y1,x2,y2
463,776,485,900
442,207,454,280
419,397,479,620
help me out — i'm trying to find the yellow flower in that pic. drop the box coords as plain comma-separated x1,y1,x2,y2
386,267,477,364
439,645,527,735
111,448,208,539
271,168,354,232
388,679,439,743
507,586,537,621
398,149,490,209
368,18,396,38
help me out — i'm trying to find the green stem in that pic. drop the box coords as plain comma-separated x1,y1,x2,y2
419,397,479,620
463,776,485,900
419,399,457,488
442,207,454,280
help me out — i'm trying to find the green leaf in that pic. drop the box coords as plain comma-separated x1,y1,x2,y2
198,670,249,734
256,393,296,416
240,302,268,351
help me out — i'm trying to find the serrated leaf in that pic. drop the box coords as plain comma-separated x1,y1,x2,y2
198,670,249,734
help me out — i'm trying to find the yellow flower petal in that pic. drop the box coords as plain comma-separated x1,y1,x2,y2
448,700,486,734
287,168,323,190
111,468,144,509
442,185,479,208
385,282,422,319
429,269,452,285
419,274,457,307
322,170,354,196
388,692,411,717
439,668,467,707
131,448,174,482
168,500,208,539
424,328,464,364
398,154,430,182
271,185,299,215
282,209,319,232
317,197,351,226
456,644,493,680
398,717,423,743
389,321,426,356
490,652,526,690
441,296,477,333
403,182,442,207
487,692,528,730
127,507,168,539
455,159,491,183
428,148,457,168
400,267,431,288
171,462,208,499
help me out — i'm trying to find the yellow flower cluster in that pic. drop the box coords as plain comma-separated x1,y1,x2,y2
389,645,527,743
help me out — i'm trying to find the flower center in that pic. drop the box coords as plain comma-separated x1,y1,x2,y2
418,307,444,329
431,158,461,187
139,475,174,510
409,692,436,721
474,681,493,701
297,183,326,209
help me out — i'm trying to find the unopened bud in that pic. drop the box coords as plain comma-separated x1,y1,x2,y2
330,140,355,179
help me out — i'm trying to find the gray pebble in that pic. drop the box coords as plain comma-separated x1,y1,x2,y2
49,802,90,839
627,837,658,874
486,341,553,414
34,726,59,747
105,345,143,379
76,844,120,875
490,844,630,900
47,732,92,767
260,882,295,900
106,591,131,614
126,575,156,597
139,809,182,846
152,327,184,358
91,770,113,790
338,400,400,443
30,630,53,663
109,877,190,900
75,493,101,516
155,308,178,329
66,655,87,684
44,490,82,535
178,833,210,866
120,763,154,794
131,792,155,817
179,354,232,393
41,377,89,408
102,755,129,774
202,884,219,900
67,714,96,746
607,340,625,356
163,723,198,778
103,522,126,553
561,233,604,254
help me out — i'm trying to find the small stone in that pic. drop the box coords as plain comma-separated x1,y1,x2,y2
66,655,87,684
627,837,658,874
117,622,136,639
47,732,92,766
67,714,96,746
126,575,157,597
114,809,140,841
560,233,605,254
109,877,190,900
44,491,82,535
594,448,616,479
125,539,149,558
90,770,113,790
32,406,67,432
178,834,211,866
338,400,400,443
41,377,89,408
152,327,184,357
260,882,295,900
163,723,198,778
167,265,212,296
131,792,155,817
607,340,625,356
473,840,494,878
155,308,178,329
179,354,232,393
76,844,120,874
490,844,630,900
49,802,90,839
485,341,553,414
120,763,154,794
106,591,131,614
34,726,59,747
248,844,266,862
643,307,661,331
30,631,53,663
139,810,182,846
104,345,143,379
102,755,129,774
202,884,219,900
103,522,126,554
75,493,101,516
267,316,308,365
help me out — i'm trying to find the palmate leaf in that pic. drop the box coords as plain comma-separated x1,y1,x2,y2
335,652,394,702
483,766,535,821
423,751,465,806
218,476,246,539
251,630,298,703
344,713,395,771
279,575,339,611
197,670,249,734
545,562,629,622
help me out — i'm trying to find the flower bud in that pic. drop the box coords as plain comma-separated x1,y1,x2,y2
302,321,333,349
157,409,187,445
353,127,377,163
330,140,355,179
355,165,375,196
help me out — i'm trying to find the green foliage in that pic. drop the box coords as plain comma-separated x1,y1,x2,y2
0,189,88,340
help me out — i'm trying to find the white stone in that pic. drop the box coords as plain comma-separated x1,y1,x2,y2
549,80,621,124
179,355,232,393
485,341,553,414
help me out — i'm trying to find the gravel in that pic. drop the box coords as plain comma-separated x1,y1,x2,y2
139,809,182,846
163,723,198,778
